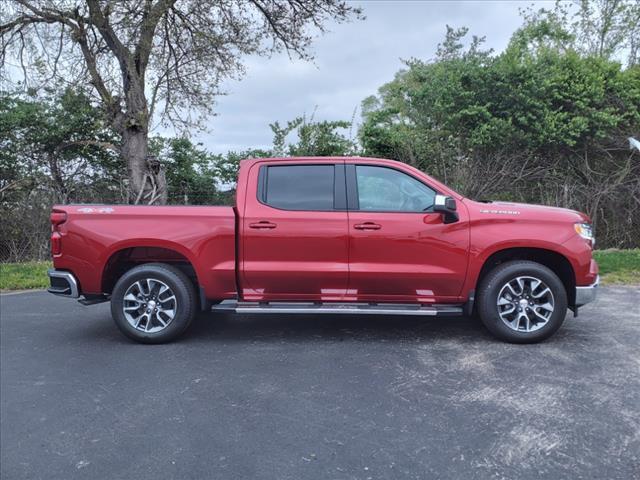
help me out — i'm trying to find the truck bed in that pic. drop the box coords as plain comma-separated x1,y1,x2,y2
51,205,238,299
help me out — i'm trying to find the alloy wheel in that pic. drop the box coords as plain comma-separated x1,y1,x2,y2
122,278,177,333
496,276,555,332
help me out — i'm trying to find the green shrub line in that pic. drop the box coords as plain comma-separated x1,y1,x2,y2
1,249,638,292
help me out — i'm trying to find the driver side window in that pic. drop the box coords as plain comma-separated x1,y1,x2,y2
355,165,436,212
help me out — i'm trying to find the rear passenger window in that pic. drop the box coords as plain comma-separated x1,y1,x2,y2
263,165,335,211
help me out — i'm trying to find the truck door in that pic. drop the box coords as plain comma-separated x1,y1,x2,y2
345,163,469,303
241,160,349,301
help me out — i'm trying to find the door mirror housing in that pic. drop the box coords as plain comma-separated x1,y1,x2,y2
433,194,459,224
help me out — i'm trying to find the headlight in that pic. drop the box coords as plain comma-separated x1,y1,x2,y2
574,223,594,244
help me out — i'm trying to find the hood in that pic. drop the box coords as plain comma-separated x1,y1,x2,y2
464,199,591,224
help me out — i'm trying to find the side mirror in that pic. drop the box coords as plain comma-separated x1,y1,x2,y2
433,194,459,224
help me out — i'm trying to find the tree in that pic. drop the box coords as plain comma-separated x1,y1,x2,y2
359,17,640,248
149,136,265,206
0,0,362,204
572,0,640,65
518,0,640,66
0,88,120,261
0,88,119,203
211,148,271,192
271,115,357,157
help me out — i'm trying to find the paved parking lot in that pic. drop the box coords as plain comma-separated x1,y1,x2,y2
1,287,639,479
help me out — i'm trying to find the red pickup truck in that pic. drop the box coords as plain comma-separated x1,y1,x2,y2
48,157,599,344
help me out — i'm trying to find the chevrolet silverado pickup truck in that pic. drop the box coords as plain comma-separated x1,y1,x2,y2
47,157,599,344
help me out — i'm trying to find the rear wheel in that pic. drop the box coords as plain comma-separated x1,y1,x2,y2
110,263,196,344
477,260,568,343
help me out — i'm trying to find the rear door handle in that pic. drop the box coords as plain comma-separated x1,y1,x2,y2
249,221,277,229
354,222,381,230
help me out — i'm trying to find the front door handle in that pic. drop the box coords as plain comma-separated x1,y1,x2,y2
354,222,381,230
249,221,277,229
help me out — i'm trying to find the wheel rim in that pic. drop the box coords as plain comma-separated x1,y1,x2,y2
496,276,555,333
122,278,177,333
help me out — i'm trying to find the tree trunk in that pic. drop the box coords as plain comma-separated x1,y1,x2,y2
48,154,69,203
119,69,168,204
120,120,167,205
122,127,146,200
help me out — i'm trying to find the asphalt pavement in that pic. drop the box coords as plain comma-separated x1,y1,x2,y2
1,287,639,479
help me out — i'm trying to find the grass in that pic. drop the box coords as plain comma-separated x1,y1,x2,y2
593,249,640,285
0,250,638,291
0,261,51,291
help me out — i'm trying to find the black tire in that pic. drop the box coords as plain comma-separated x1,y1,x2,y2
110,263,197,344
476,260,568,343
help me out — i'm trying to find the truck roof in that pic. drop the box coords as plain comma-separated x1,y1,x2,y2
240,156,394,164
238,156,463,200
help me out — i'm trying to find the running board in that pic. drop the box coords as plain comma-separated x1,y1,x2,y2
211,301,463,317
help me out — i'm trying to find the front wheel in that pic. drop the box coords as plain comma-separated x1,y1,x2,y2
110,263,197,344
476,260,568,343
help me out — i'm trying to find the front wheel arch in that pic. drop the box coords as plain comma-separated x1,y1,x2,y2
475,247,576,307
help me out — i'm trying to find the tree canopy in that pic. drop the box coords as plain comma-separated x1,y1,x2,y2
1,0,363,203
359,2,640,247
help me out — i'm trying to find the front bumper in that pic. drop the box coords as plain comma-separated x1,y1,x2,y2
575,275,599,307
47,269,80,298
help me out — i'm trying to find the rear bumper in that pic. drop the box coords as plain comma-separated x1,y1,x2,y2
575,275,599,307
47,269,80,298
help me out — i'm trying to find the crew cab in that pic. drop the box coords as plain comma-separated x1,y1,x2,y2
48,157,599,343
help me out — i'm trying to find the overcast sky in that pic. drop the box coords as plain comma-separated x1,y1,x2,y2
188,0,552,154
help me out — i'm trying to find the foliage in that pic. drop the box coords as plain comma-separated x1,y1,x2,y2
149,138,273,205
0,89,122,262
511,1,640,66
0,89,121,202
271,115,358,157
150,136,218,205
360,10,640,248
211,149,271,191
213,116,358,192
580,0,640,65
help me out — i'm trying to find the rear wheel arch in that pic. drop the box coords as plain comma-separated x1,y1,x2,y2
475,247,576,306
101,246,202,302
